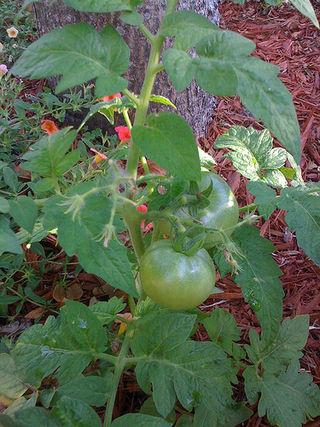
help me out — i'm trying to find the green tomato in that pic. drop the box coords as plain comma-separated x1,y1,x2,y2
139,240,216,310
157,172,239,248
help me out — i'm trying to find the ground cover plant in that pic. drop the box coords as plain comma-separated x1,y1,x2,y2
0,0,319,426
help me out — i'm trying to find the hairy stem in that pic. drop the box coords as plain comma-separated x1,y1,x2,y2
104,333,131,427
122,202,145,261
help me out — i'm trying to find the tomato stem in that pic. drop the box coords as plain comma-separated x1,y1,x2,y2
104,333,131,427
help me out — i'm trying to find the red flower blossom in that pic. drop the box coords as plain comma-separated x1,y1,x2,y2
102,93,122,102
115,126,131,142
137,205,153,233
41,119,59,135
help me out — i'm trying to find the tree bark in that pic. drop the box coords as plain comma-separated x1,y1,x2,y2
33,0,219,136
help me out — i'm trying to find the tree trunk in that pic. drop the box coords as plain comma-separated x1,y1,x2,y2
33,0,219,137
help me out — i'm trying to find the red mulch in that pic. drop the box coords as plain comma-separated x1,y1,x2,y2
201,2,320,425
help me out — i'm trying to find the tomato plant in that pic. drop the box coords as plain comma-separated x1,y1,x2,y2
0,0,319,426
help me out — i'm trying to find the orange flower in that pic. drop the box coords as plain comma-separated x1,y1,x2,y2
115,126,131,142
102,93,122,102
6,27,18,38
90,148,107,164
41,119,59,135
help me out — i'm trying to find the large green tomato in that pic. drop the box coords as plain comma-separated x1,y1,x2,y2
139,240,216,310
158,172,239,248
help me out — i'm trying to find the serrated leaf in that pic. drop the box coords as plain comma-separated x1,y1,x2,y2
202,309,241,356
163,22,300,162
111,413,172,427
247,181,277,219
193,401,251,427
0,217,23,256
244,363,320,427
131,311,236,418
289,0,319,28
132,113,201,181
278,186,320,266
56,374,112,407
216,127,288,187
22,129,79,178
0,354,27,401
9,197,38,234
52,396,102,427
246,315,309,375
43,181,137,296
163,30,254,95
161,11,218,50
232,225,284,340
236,58,300,162
65,0,141,13
12,301,106,386
12,24,129,97
89,297,126,325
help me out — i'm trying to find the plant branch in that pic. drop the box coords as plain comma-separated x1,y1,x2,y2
104,333,131,427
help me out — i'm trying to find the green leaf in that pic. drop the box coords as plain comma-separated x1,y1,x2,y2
65,0,141,13
163,30,254,94
43,181,137,296
132,113,201,181
112,413,172,427
12,301,106,386
198,148,216,170
232,225,284,340
0,197,10,214
56,374,112,407
3,168,19,193
245,315,309,375
193,401,252,427
161,11,218,50
162,49,195,92
120,11,144,26
236,58,301,162
9,197,38,234
202,309,241,356
52,396,102,427
131,310,236,418
150,95,176,109
0,354,27,400
163,23,300,162
244,363,320,427
0,217,23,256
89,297,126,325
79,98,123,130
247,182,277,220
4,393,37,417
22,129,79,178
278,186,320,266
12,24,129,97
289,0,319,28
215,127,288,187
14,408,59,426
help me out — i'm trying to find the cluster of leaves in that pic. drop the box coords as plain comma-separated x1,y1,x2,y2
1,300,319,426
0,0,37,63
